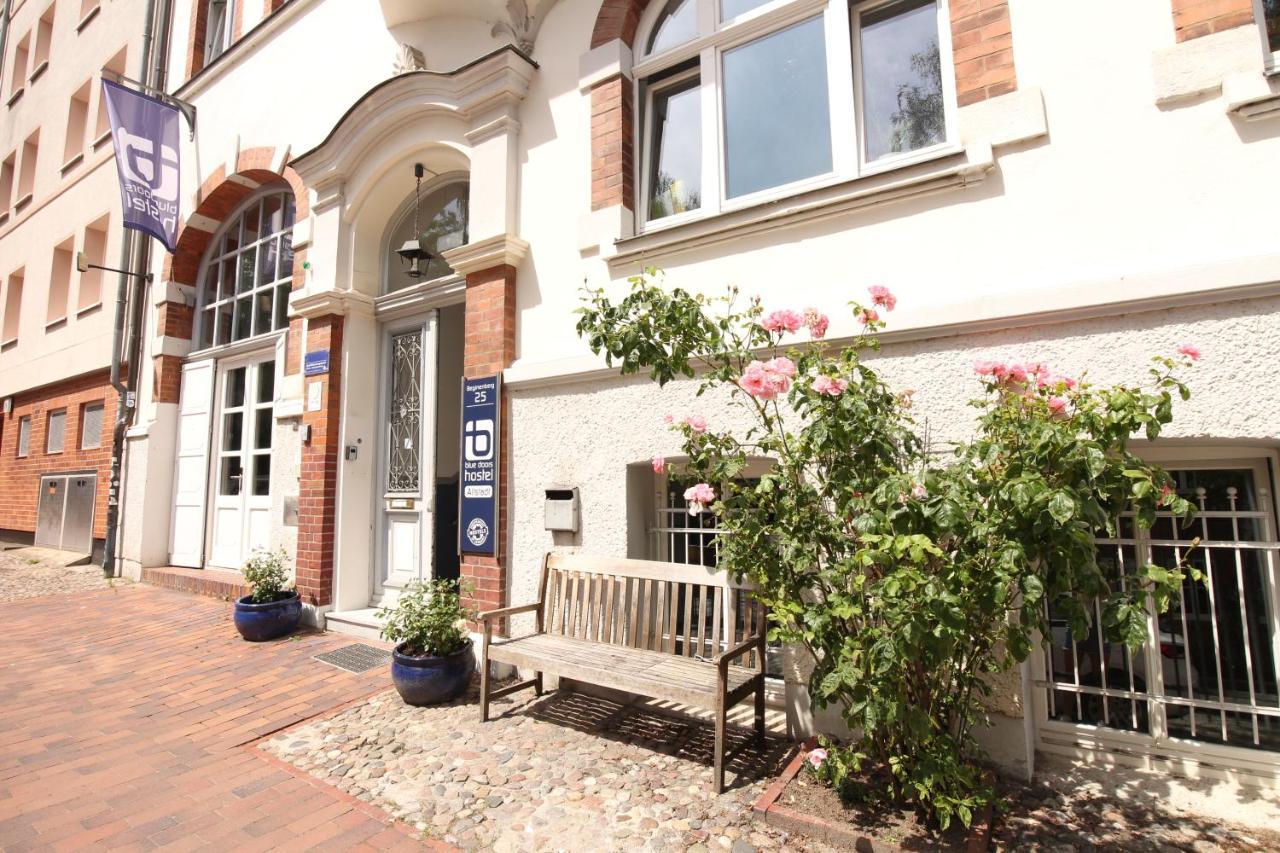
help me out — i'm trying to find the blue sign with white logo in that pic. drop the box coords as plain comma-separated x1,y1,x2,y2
303,350,329,376
459,375,500,556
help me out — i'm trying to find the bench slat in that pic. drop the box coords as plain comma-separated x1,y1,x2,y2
547,553,740,587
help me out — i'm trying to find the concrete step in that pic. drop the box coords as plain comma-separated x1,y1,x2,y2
141,565,250,602
325,608,386,642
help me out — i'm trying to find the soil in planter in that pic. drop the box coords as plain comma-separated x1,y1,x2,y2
777,770,973,850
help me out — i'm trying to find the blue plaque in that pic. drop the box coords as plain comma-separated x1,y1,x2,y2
303,350,329,376
459,375,500,556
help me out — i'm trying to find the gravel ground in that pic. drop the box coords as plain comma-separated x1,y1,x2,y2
266,680,835,852
267,675,1280,852
0,548,117,602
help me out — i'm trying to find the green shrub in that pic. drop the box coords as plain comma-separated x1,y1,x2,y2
242,548,293,603
577,271,1201,829
378,579,473,657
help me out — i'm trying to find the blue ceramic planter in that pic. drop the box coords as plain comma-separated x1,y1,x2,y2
391,640,475,706
233,591,302,642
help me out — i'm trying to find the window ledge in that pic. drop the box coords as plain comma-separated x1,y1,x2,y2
6,87,24,108
608,143,994,267
59,152,84,175
44,317,67,332
1223,70,1280,121
13,193,33,213
76,301,102,317
0,211,8,227
0,338,16,351
75,5,101,32
91,129,112,150
27,61,48,85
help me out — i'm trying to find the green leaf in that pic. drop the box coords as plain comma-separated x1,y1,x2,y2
1048,492,1075,524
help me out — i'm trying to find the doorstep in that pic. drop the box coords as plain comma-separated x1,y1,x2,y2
325,607,384,642
141,565,250,601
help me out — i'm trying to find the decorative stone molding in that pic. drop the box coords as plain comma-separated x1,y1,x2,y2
392,43,427,75
441,234,530,276
288,287,376,320
1153,24,1262,106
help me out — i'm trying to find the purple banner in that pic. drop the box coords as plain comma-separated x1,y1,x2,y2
102,79,180,252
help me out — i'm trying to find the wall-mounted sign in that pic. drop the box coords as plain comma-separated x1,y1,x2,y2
459,375,500,556
304,350,330,376
102,79,181,252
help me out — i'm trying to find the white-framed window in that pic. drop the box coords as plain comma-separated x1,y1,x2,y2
46,408,65,453
1038,451,1280,763
203,0,234,66
16,415,30,457
193,189,295,351
80,400,103,449
1256,0,1280,69
635,0,958,227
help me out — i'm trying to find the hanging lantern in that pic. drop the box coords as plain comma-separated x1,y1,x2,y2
396,163,434,278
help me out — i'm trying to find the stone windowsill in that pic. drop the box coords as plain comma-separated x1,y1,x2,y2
59,152,85,175
91,129,112,150
13,193,33,213
6,87,23,108
27,61,48,85
75,4,101,32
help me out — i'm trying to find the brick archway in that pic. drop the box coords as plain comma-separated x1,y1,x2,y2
155,146,309,404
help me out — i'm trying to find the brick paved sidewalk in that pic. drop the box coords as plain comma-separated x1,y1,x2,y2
0,583,437,851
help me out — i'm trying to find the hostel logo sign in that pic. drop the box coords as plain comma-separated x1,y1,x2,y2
101,79,181,252
459,375,500,556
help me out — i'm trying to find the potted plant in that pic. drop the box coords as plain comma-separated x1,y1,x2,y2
379,578,475,706
232,548,302,642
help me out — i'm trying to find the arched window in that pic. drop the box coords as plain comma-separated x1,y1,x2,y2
636,0,956,226
194,189,295,350
385,181,469,294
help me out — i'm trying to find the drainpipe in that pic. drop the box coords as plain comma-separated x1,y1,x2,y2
0,0,12,100
102,0,162,577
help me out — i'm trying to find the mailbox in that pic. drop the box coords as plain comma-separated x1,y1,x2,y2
544,487,580,533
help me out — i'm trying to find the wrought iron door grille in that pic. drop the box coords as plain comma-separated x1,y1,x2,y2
387,331,422,493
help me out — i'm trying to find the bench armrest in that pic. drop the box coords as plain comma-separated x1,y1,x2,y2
715,634,763,672
478,601,541,623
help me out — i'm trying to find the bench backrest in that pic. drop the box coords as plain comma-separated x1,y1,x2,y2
539,553,766,669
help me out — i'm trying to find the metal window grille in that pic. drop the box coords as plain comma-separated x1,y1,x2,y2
46,409,65,454
80,402,103,450
387,331,422,493
1042,466,1280,753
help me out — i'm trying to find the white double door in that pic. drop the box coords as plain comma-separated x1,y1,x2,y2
374,312,438,603
207,352,276,568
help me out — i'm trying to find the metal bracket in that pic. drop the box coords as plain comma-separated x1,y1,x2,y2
101,70,198,140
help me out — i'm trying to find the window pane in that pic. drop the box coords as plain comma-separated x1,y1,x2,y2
253,289,273,337
199,306,214,349
238,246,257,294
17,417,30,457
252,454,271,496
234,296,253,341
261,193,282,236
223,412,243,451
215,301,233,345
721,0,771,21
254,409,272,450
860,0,945,162
273,283,289,331
647,0,696,55
226,367,246,407
723,17,832,198
219,455,242,496
219,257,236,301
647,77,702,221
242,203,261,245
1267,0,1279,53
257,361,275,404
258,235,279,285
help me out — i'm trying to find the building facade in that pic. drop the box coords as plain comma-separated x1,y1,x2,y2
105,0,1280,789
0,0,160,560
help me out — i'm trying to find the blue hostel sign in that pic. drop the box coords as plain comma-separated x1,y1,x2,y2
459,375,500,556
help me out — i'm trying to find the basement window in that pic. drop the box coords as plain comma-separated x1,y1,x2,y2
46,409,66,454
17,416,30,457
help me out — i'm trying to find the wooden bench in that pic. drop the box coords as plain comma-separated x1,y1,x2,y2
478,553,768,793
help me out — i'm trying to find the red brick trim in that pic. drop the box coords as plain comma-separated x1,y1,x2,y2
0,370,116,539
152,354,184,405
297,314,343,607
951,0,1018,106
1171,0,1255,41
588,0,1018,211
262,0,286,15
183,0,211,81
461,264,517,620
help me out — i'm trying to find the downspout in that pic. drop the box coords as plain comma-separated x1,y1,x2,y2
0,0,12,102
102,0,161,577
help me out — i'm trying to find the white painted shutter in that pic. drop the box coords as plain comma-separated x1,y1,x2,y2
168,359,216,567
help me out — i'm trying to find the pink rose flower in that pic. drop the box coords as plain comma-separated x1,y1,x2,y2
857,307,880,325
765,357,796,379
741,359,793,399
1178,344,1201,361
761,309,804,334
813,375,848,396
807,747,828,769
1047,396,1069,418
652,456,665,473
663,414,674,424
867,286,896,311
803,307,829,339
683,415,707,433
911,483,927,499
973,360,1001,377
684,483,716,515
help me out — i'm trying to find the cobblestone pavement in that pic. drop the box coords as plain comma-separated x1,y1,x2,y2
266,683,836,852
0,548,118,602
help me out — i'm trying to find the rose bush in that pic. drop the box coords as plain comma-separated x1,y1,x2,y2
577,271,1200,828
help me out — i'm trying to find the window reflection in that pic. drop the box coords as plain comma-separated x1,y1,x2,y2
860,0,945,162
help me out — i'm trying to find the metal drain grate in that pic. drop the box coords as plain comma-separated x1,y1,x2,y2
314,643,391,673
